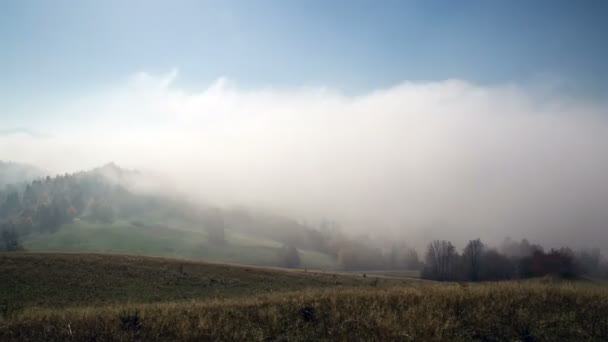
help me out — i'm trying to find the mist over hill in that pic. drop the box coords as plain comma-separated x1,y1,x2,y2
0,161,411,270
0,161,47,189
1,160,606,279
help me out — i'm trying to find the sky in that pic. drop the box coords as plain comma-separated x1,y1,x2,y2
2,0,608,118
2,1,608,247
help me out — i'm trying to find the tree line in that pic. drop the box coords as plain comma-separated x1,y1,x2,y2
0,172,131,236
421,238,607,281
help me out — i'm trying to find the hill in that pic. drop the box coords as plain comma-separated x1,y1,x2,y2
0,163,420,271
0,163,342,268
1,253,607,341
21,220,340,269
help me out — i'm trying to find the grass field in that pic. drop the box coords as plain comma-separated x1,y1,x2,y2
1,253,607,341
344,269,421,278
22,221,340,270
0,253,416,310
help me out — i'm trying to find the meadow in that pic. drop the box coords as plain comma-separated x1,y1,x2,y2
2,253,608,341
22,220,340,270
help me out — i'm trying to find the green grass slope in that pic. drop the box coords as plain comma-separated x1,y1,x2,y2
23,220,340,270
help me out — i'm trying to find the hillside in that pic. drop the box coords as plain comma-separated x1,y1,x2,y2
1,253,607,341
21,220,340,269
0,163,420,271
0,163,340,268
0,253,418,310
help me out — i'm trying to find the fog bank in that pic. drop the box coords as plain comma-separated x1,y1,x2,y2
2,71,608,248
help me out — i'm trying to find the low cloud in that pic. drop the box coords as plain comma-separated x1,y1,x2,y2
2,70,608,248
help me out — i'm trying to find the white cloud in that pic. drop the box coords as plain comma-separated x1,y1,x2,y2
2,71,608,248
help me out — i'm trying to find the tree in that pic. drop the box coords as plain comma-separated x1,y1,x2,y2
462,239,484,281
404,248,422,270
279,244,301,268
337,241,386,270
576,248,602,276
2,192,21,214
479,249,515,280
36,204,62,233
500,238,543,259
422,240,459,281
22,184,37,208
388,244,421,270
519,248,579,279
13,214,34,235
0,227,23,252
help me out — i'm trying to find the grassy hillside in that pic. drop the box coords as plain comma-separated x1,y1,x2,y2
23,220,340,270
2,253,608,341
0,164,349,271
0,253,416,310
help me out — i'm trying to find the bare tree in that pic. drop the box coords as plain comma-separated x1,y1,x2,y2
462,239,484,281
422,240,458,281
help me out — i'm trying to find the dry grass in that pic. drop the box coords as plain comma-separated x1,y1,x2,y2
1,253,607,341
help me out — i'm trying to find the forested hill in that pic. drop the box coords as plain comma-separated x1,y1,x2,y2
0,162,221,237
0,162,421,271
0,161,47,189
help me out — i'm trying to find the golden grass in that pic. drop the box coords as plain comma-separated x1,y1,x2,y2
2,282,607,341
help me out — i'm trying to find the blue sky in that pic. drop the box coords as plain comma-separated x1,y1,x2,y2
1,0,607,114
